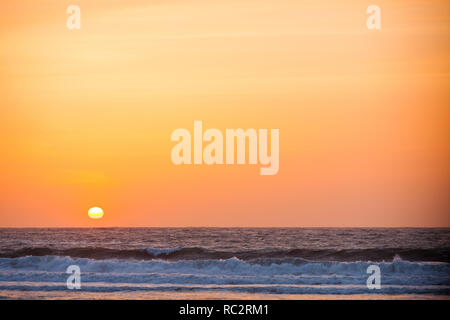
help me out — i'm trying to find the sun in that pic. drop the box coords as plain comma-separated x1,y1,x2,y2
88,207,104,219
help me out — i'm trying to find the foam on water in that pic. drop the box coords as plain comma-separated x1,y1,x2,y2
0,228,448,297
144,248,181,256
0,255,449,295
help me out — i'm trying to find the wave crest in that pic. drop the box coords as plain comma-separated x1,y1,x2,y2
0,246,449,263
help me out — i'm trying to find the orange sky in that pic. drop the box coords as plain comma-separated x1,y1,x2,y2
0,0,449,227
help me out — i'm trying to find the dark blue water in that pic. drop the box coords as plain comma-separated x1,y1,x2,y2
0,228,449,299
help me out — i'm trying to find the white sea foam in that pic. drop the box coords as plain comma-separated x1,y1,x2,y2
1,256,449,275
0,256,450,279
0,255,448,293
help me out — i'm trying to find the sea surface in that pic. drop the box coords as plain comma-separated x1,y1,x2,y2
0,228,449,299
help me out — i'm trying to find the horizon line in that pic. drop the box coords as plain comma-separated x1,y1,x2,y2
0,226,449,229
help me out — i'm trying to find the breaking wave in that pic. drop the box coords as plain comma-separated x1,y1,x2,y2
0,255,449,295
0,247,449,262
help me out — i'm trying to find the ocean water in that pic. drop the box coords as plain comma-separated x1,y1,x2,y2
0,228,449,300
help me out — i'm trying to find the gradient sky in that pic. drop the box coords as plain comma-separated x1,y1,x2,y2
0,0,449,227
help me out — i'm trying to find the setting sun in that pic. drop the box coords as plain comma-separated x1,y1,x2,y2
88,207,104,219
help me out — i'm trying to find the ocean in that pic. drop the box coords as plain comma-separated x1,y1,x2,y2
0,228,449,299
